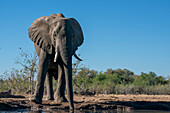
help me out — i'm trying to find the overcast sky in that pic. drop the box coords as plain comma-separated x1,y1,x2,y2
0,0,170,77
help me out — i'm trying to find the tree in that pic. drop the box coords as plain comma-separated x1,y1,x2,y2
104,68,134,77
15,48,38,94
154,76,167,85
134,72,157,86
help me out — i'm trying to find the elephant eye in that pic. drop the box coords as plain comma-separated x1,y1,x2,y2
53,33,57,37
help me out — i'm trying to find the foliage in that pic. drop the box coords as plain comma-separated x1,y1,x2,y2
72,61,169,95
0,52,169,95
0,69,31,94
0,49,38,94
133,72,167,87
15,48,38,94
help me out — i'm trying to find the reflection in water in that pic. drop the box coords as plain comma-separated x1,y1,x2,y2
19,109,170,113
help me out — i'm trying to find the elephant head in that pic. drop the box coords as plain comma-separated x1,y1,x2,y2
28,13,83,61
28,13,84,109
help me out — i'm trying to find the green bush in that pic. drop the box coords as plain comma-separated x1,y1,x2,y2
0,69,31,94
72,67,170,95
1,52,169,95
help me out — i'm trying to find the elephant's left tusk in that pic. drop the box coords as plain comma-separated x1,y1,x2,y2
74,53,82,61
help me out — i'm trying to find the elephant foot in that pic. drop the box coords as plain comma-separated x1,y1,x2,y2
55,96,68,103
29,96,42,104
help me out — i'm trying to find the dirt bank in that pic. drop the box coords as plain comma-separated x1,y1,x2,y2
0,94,170,111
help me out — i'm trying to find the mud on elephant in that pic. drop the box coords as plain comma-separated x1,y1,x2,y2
28,13,84,109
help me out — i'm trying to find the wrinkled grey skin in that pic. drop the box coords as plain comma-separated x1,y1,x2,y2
28,13,84,110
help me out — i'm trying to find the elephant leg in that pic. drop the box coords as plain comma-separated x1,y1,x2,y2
46,70,54,100
30,51,50,104
54,59,67,103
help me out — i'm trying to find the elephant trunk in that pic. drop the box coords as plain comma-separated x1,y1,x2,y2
59,40,74,110
60,49,74,110
64,56,74,110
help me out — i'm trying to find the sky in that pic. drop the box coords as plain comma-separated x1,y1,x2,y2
0,0,170,77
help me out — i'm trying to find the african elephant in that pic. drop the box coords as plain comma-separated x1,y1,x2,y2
28,13,84,110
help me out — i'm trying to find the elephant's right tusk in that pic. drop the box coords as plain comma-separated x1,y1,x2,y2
54,47,59,62
74,53,82,61
54,39,60,62
54,52,58,62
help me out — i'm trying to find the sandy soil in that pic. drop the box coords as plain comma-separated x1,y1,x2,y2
0,94,170,111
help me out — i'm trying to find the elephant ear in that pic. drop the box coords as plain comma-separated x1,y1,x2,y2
69,18,84,54
28,16,52,54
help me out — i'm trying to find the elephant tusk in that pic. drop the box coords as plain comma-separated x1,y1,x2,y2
54,47,59,62
54,52,58,62
74,53,82,61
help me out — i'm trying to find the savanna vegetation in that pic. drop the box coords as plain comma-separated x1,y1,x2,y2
0,50,170,95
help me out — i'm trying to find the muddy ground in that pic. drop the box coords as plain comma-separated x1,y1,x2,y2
0,94,170,111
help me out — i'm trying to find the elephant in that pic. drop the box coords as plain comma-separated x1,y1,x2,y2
28,13,84,110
